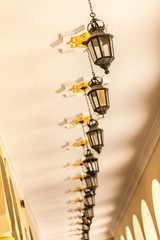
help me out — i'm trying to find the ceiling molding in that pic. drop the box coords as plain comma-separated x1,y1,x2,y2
50,25,87,53
112,107,160,236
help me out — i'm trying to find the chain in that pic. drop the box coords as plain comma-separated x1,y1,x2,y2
82,123,89,153
87,49,96,78
88,0,96,18
84,91,92,119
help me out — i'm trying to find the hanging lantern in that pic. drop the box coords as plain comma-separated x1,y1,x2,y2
83,149,99,174
82,0,115,74
87,77,110,116
83,18,114,74
84,206,94,219
84,190,95,207
86,119,104,154
84,173,98,191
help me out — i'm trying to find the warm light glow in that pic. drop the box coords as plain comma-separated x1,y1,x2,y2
126,226,134,240
133,215,145,240
120,236,125,240
152,179,160,234
141,200,158,240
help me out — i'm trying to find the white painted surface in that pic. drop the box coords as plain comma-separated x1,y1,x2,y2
0,0,160,239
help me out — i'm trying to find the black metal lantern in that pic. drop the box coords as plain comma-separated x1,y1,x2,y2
83,149,99,174
86,119,104,154
87,77,110,116
84,174,98,191
84,206,94,219
84,191,95,208
83,18,114,74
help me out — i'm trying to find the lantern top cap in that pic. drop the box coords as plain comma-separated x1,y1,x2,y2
84,148,92,157
84,149,97,161
83,151,98,164
84,188,95,195
84,190,95,198
89,76,103,88
87,119,98,128
87,18,105,33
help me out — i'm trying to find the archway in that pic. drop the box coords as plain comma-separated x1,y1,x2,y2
141,200,158,240
133,215,144,240
152,179,160,234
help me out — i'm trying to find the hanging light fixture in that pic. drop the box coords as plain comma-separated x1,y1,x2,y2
84,206,94,219
84,173,98,191
83,149,99,174
84,190,95,207
87,77,110,116
82,0,115,74
85,49,110,116
86,119,104,154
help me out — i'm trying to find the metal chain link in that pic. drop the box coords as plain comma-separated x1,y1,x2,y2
88,0,96,18
87,49,96,78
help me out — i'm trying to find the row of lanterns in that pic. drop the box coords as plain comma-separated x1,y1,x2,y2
63,1,115,239
68,149,99,240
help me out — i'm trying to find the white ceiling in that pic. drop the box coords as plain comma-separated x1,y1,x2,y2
0,0,160,240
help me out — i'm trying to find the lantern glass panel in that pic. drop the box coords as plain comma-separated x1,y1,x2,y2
88,197,92,206
89,131,98,146
97,89,106,106
95,175,98,187
91,134,96,146
87,134,92,146
95,132,99,145
91,161,95,173
87,176,92,188
84,196,89,206
89,208,93,217
84,194,95,207
92,162,96,172
88,93,95,109
98,131,102,145
106,89,110,107
101,130,104,144
93,92,99,109
92,177,95,187
88,41,96,62
90,134,94,146
88,162,92,172
98,36,110,57
109,35,114,57
92,38,102,59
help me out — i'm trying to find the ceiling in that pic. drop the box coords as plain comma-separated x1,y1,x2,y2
0,0,160,240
